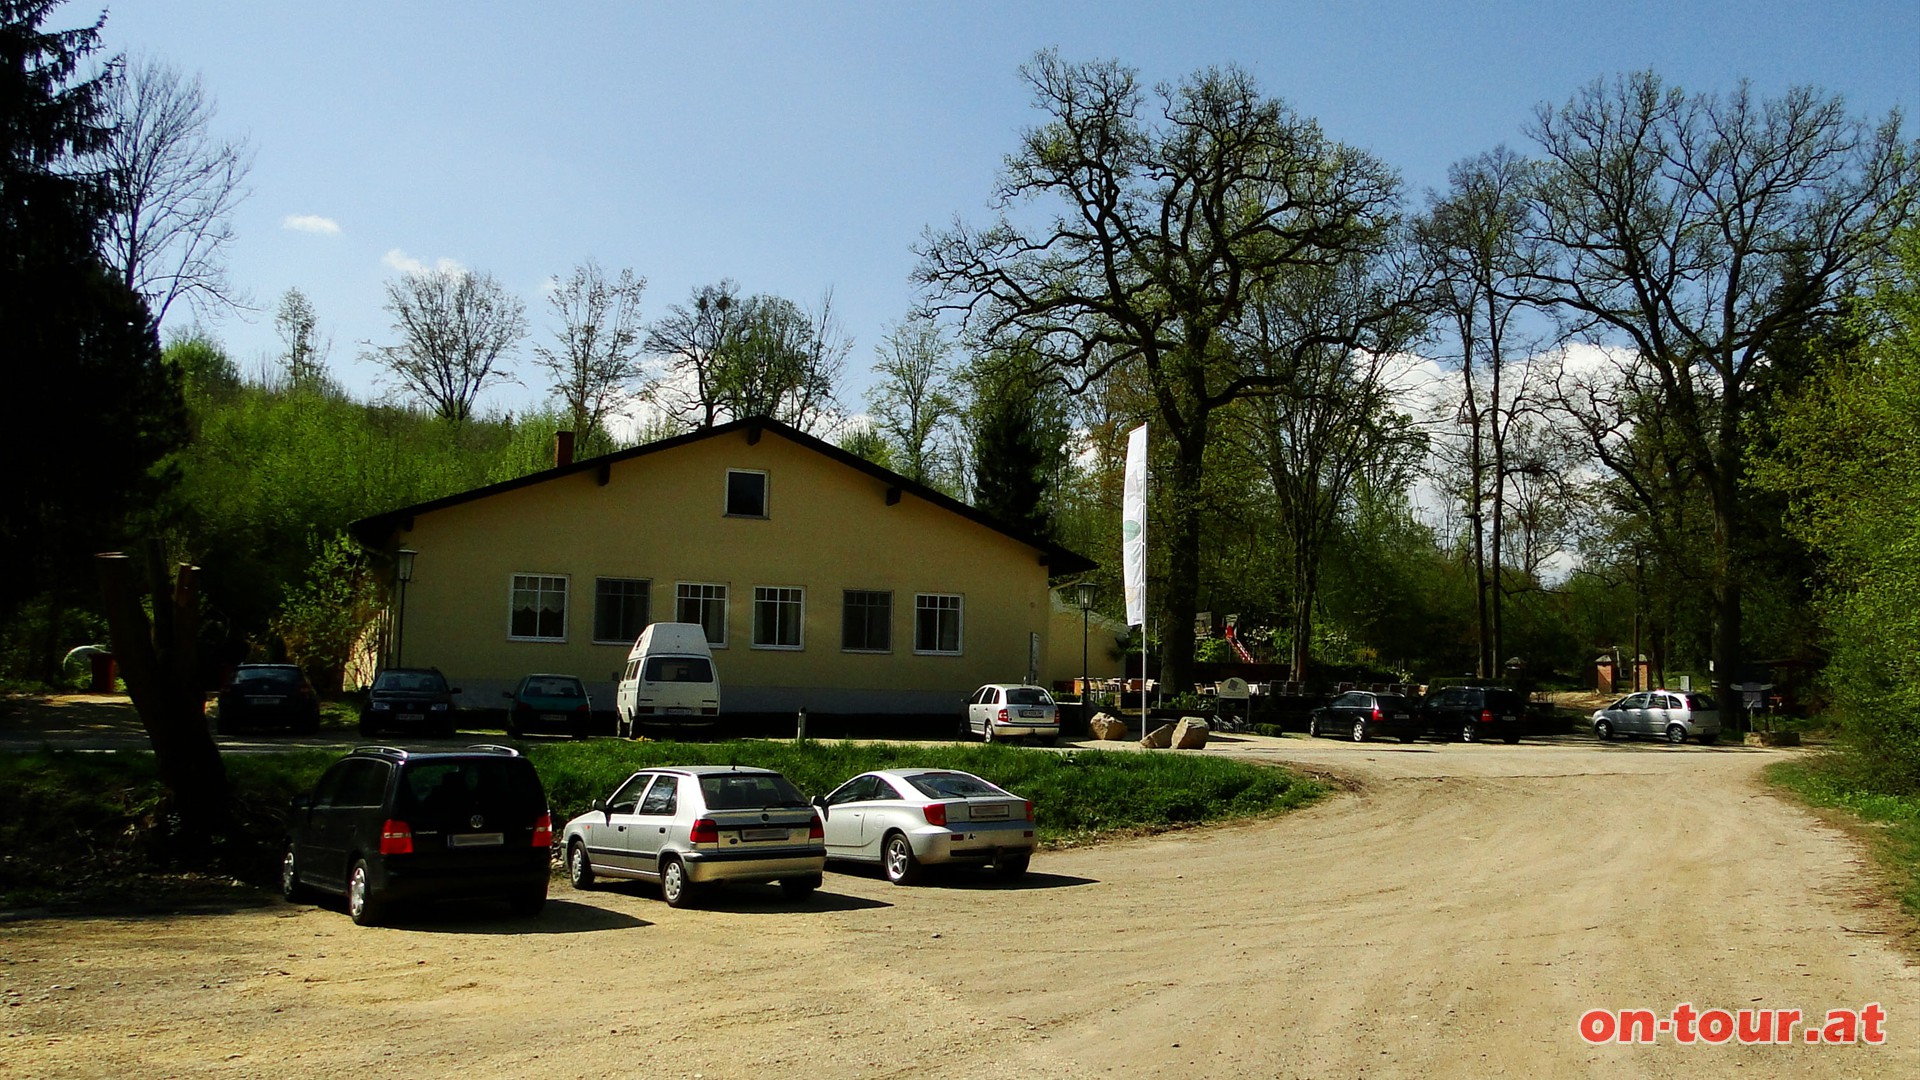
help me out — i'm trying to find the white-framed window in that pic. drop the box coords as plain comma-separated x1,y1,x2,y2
841,590,892,653
914,593,963,655
509,573,569,642
725,469,768,518
675,582,729,647
752,586,805,650
593,577,650,644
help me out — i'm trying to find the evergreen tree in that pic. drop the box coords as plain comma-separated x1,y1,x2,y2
1,1,187,664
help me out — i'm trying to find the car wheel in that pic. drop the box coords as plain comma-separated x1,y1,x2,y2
567,840,596,890
347,859,386,926
982,720,996,744
1460,721,1477,743
1307,716,1319,738
1351,718,1367,742
883,832,921,886
505,720,522,739
1594,719,1613,741
660,858,696,908
995,851,1031,880
279,842,309,903
780,875,821,901
1666,723,1687,745
438,720,457,738
508,882,547,917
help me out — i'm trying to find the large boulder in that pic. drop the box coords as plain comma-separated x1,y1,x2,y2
1171,716,1210,749
1140,722,1175,749
1088,713,1129,741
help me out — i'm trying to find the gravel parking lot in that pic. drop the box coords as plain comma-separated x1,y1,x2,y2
4,713,1917,1078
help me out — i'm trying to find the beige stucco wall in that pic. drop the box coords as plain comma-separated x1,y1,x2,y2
1043,593,1128,691
389,428,1056,713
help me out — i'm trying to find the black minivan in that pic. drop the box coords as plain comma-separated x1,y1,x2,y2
281,745,552,925
1420,685,1527,744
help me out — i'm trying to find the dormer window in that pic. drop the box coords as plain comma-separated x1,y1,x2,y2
726,469,767,518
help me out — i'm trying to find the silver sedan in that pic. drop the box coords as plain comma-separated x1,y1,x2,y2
561,765,826,907
813,769,1036,885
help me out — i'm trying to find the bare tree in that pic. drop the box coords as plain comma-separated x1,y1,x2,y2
916,52,1405,694
367,267,527,424
643,280,742,430
273,287,331,390
1415,147,1552,676
867,316,958,485
644,281,846,434
532,260,647,450
96,55,252,325
1524,73,1916,708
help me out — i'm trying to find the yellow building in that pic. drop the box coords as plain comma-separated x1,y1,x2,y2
350,417,1097,715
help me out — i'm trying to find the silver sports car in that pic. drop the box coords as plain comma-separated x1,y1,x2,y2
813,768,1035,885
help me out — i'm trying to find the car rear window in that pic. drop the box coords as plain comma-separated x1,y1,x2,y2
1004,688,1053,706
1480,690,1524,711
699,772,809,810
524,677,583,697
232,668,301,689
905,772,1007,800
374,670,448,693
644,657,714,683
397,759,545,821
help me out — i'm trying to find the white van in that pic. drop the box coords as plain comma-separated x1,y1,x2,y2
615,622,721,737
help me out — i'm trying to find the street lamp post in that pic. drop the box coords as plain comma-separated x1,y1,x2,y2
1076,581,1097,714
393,547,417,668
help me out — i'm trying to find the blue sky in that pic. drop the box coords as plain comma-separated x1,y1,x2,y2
92,1,1920,416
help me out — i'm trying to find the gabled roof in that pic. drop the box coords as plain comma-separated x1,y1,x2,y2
349,415,1098,576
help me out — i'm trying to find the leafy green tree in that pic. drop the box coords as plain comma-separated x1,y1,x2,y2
272,287,331,392
918,51,1405,694
867,317,958,487
1754,228,1920,790
271,531,383,693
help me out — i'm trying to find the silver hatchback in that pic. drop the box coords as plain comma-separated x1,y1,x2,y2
1592,690,1722,745
561,765,826,907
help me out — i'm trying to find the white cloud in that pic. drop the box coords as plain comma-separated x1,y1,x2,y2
281,214,340,234
381,248,466,276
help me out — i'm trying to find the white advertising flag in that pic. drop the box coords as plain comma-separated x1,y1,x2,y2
1122,423,1147,627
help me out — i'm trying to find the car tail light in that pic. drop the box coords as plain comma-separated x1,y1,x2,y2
297,685,315,699
379,819,413,855
575,703,590,714
688,818,720,844
1024,800,1034,820
531,812,553,848
1480,709,1493,725
807,812,824,840
701,706,718,716
516,702,531,713
997,708,1009,723
1371,706,1382,723
923,803,948,827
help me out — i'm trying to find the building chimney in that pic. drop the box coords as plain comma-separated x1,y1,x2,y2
554,430,575,468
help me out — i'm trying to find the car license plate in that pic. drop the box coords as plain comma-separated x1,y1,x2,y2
247,695,283,705
742,828,788,842
1019,709,1044,718
1392,713,1410,720
398,712,424,723
1503,715,1517,723
449,833,503,848
666,707,692,715
971,804,1010,820
540,713,564,724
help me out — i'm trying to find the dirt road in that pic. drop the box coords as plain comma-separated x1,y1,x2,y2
5,735,1916,1078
